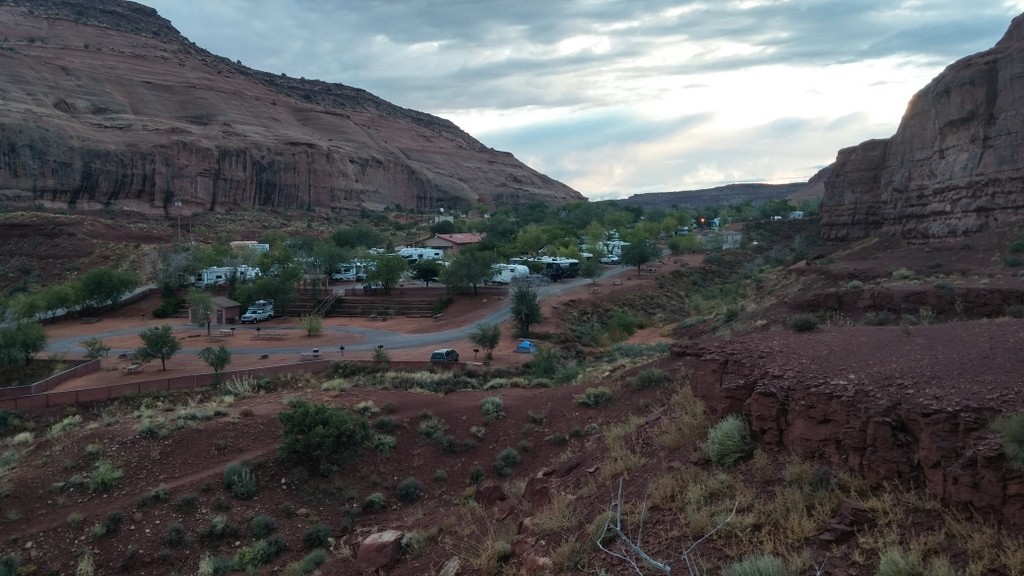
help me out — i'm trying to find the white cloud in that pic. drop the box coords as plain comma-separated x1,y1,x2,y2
138,0,1022,198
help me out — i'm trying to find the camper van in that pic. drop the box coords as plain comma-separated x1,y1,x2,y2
510,256,580,281
490,264,530,284
240,299,274,323
331,261,370,282
193,265,261,288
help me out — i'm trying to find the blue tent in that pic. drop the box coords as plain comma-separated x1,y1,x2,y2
514,340,537,354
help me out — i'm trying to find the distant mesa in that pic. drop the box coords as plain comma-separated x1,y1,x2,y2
0,0,583,215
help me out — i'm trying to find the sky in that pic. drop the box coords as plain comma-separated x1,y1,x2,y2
136,1,1024,201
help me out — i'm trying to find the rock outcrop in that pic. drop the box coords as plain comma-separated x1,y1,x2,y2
0,0,583,216
821,13,1024,241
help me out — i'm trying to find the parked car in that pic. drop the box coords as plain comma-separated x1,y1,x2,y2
240,300,274,323
430,348,460,364
600,256,621,265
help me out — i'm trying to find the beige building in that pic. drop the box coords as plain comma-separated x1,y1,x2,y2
420,232,484,255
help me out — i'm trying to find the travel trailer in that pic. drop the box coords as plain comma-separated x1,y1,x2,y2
510,256,580,281
397,247,445,262
193,265,260,288
490,264,530,284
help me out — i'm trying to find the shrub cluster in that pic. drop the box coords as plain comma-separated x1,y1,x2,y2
632,368,670,390
576,386,613,407
494,447,521,477
786,313,818,332
480,396,505,421
223,462,258,500
278,400,371,475
397,477,424,504
704,414,755,467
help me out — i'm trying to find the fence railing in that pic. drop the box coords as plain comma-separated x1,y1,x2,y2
0,358,101,400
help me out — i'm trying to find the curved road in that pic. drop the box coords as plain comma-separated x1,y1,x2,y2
45,266,636,356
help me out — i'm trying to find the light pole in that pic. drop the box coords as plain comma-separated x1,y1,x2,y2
173,199,182,241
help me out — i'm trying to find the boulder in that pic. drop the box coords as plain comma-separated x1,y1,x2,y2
355,530,404,572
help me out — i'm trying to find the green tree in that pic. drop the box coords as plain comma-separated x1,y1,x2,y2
135,325,182,371
156,246,197,297
39,283,77,322
429,220,456,234
81,337,110,360
278,400,372,475
469,322,501,361
579,258,603,283
78,268,139,310
300,313,323,337
332,225,382,249
667,234,698,254
6,292,45,322
311,242,349,277
367,254,408,294
410,259,441,288
442,250,496,294
198,345,232,383
621,239,660,275
0,321,47,369
510,285,542,338
187,288,215,335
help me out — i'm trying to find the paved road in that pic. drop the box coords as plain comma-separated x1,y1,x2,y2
45,265,635,356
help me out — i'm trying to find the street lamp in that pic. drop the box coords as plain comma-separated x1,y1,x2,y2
173,199,182,241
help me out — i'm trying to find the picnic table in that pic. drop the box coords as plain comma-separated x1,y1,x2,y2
217,329,236,337
299,352,322,361
121,363,143,374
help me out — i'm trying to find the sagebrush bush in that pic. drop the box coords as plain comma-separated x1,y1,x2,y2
1007,304,1024,319
278,400,371,475
302,524,332,549
993,413,1024,470
576,386,613,407
877,547,955,576
480,396,505,421
354,400,378,417
223,462,257,499
786,313,818,332
863,310,897,326
250,514,277,538
494,447,521,477
371,433,397,455
362,492,386,513
704,414,754,467
164,523,188,547
725,553,789,576
418,416,447,441
397,477,424,503
373,416,399,432
89,460,123,492
632,368,670,390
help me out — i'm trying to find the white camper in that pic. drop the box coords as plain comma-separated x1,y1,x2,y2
490,264,530,284
397,247,445,262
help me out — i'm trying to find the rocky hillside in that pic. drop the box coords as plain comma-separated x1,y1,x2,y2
0,0,583,216
821,12,1024,241
614,181,807,211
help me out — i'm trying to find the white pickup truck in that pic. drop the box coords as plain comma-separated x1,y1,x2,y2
240,300,274,323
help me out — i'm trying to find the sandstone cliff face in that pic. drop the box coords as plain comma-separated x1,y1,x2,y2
821,13,1024,241
0,1,583,215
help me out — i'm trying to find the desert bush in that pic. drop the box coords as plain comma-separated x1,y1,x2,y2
370,433,397,455
175,493,198,515
1005,256,1023,268
917,306,936,325
235,536,287,571
75,551,94,576
845,279,864,289
480,396,505,421
704,414,754,467
164,522,188,547
469,466,486,483
576,386,613,407
47,414,82,439
494,447,521,477
891,267,914,280
786,313,818,332
632,368,670,390
725,553,789,576
199,514,238,543
354,400,379,417
302,524,332,549
604,342,670,360
221,374,263,398
283,549,327,575
993,413,1024,470
67,512,84,527
373,416,399,432
362,492,386,513
470,425,487,439
278,400,371,475
372,346,391,363
250,514,277,538
397,477,424,503
222,462,257,499
89,460,123,492
1006,304,1024,319
418,415,447,441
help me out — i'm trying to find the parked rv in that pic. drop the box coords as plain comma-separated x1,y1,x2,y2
510,256,580,281
397,247,445,262
490,264,530,284
193,265,261,288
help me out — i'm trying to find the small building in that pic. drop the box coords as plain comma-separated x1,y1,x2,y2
190,296,242,326
421,233,485,255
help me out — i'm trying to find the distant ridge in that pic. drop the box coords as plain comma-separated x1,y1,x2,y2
610,182,809,210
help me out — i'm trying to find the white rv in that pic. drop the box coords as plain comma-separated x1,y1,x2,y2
490,264,530,284
397,247,445,262
193,265,261,288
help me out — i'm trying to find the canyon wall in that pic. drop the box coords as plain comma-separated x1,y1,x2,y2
0,0,583,215
821,13,1024,241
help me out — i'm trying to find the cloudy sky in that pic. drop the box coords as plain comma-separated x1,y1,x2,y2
136,1,1023,200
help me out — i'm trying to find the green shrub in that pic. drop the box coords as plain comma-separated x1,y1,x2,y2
993,413,1024,470
295,549,327,574
222,462,257,500
278,400,371,475
199,515,238,543
469,466,486,483
1010,238,1024,254
235,536,287,571
1005,256,1023,268
891,267,914,280
175,493,198,515
362,492,386,513
354,400,379,417
632,368,670,390
0,555,20,576
397,477,424,503
373,416,399,432
845,279,864,289
164,523,188,547
725,553,789,576
787,313,819,332
480,396,505,421
494,447,521,477
576,386,613,408
303,524,332,549
371,433,397,455
704,414,754,467
250,514,277,538
863,310,897,326
89,460,123,492
418,416,447,441
1007,304,1024,319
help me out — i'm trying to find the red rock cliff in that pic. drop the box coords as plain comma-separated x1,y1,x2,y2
0,0,584,215
821,13,1024,241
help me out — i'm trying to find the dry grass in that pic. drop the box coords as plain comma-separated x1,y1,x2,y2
527,491,580,537
596,415,647,484
654,386,709,450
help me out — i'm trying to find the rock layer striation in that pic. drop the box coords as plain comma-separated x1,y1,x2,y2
821,13,1024,241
